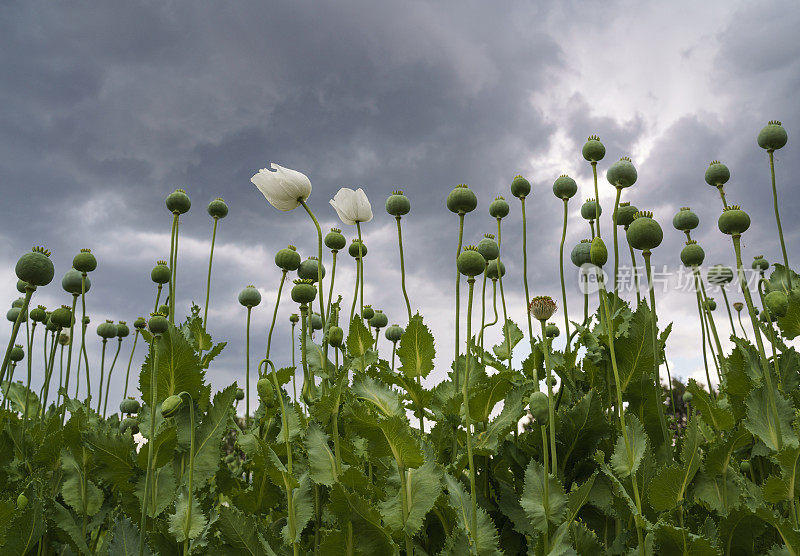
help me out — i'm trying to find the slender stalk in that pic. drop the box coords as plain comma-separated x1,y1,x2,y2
463,277,478,546
350,255,361,324
539,319,557,473
559,199,571,352
717,186,728,209
202,217,220,330
326,250,338,319
720,288,737,339
180,394,195,555
139,334,161,556
96,339,108,414
154,284,162,313
591,162,602,238
265,271,287,362
698,278,725,362
298,200,326,325
245,307,252,424
1,288,33,400
103,338,123,418
496,219,512,372
520,198,534,350
40,329,60,416
23,321,36,432
395,217,413,322
540,425,550,553
399,464,414,556
168,214,177,322
122,330,140,400
737,309,749,341
479,279,499,345
454,213,465,393
768,151,790,280
627,235,641,305
291,321,297,404
356,222,365,321
612,187,622,299
479,265,488,361
693,275,716,396
60,295,78,421
79,273,91,401
170,214,181,323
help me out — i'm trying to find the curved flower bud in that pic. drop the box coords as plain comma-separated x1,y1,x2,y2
330,187,373,225
251,163,312,211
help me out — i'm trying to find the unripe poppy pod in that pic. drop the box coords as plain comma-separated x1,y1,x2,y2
615,202,638,227
446,184,478,214
348,239,367,258
529,296,557,321
297,257,326,281
368,310,388,329
116,321,130,338
627,211,663,251
324,229,347,251
238,285,262,308
72,248,97,273
62,268,91,295
707,265,734,285
571,240,592,268
553,175,578,200
680,240,705,267
582,135,605,162
486,260,506,280
488,196,510,218
120,397,140,414
752,255,769,272
529,391,549,423
385,324,404,343
718,206,750,235
765,290,789,318
275,245,302,271
476,234,499,261
672,207,699,233
291,279,317,304
510,175,531,199
362,305,375,320
457,246,486,277
151,261,171,284
9,344,24,362
207,197,228,219
757,120,788,151
705,160,730,187
581,199,601,221
16,246,55,286
166,188,191,214
606,157,637,188
386,190,411,217
235,388,245,401
29,305,47,323
50,305,73,328
148,313,169,335
97,320,118,339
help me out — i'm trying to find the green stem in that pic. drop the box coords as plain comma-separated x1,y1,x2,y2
399,464,413,556
520,198,534,350
539,319,557,473
737,309,749,341
396,217,413,323
122,330,140,400
559,199,571,352
60,296,79,421
40,329,60,418
202,217,220,330
96,339,107,414
694,276,715,396
326,251,338,319
463,277,478,547
79,273,91,402
265,271,287,363
540,425,550,553
291,323,297,405
154,284,162,313
357,222,365,321
298,199,326,325
168,214,177,322
454,213,465,394
179,392,195,554
139,333,161,556
245,307,252,424
479,265,488,361
717,185,728,209
0,288,32,394
698,277,725,362
768,151,790,279
628,231,641,305
496,219,512,372
612,187,622,299
103,339,123,418
591,162,601,238
720,288,737,339
350,255,360,324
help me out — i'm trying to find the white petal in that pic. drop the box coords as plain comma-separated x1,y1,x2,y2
250,163,312,211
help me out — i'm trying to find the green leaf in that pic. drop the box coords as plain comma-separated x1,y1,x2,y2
49,502,91,555
139,323,205,404
492,319,523,361
653,522,719,555
611,302,657,392
346,316,374,357
566,473,597,523
610,415,648,478
185,315,213,351
473,386,528,456
216,506,277,555
744,384,798,452
444,473,502,555
352,376,403,418
200,341,226,368
1,498,45,555
109,516,150,556
520,459,567,533
329,484,396,555
1,381,41,417
649,417,704,510
467,370,515,423
135,464,177,518
169,492,207,542
763,447,800,504
191,384,237,488
558,390,610,472
775,284,800,340
61,451,104,517
304,335,334,378
687,379,734,431
282,474,314,545
755,506,800,556
84,426,138,493
380,460,442,537
306,424,340,486
396,314,436,380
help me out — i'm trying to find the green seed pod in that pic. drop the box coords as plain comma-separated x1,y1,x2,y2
235,388,245,401
116,321,130,338
134,317,147,330
582,135,606,162
72,248,97,273
765,290,789,318
529,296,557,321
161,395,183,418
740,460,751,473
148,313,169,335
207,197,229,219
757,120,788,151
291,279,317,304
6,308,23,322
733,302,744,312
606,157,637,188
760,310,774,323
752,255,769,272
348,239,368,258
590,236,608,267
166,188,191,214
545,323,560,338
238,285,262,308
570,240,592,267
151,260,171,284
120,417,139,435
672,207,699,232
17,493,28,509
486,260,506,280
328,326,344,348
552,174,577,200
385,324,404,343
362,305,375,320
476,234,499,261
298,257,326,281
704,160,730,187
324,229,347,251
682,391,693,403
275,245,302,271
310,313,323,330
615,202,638,227
386,190,411,217
680,240,705,267
83,316,90,326
627,211,663,251
529,391,549,423
488,196,510,218
510,175,532,199
62,268,91,295
46,314,59,333
29,305,47,323
15,280,26,293
457,246,486,277
705,298,717,311
11,298,24,308
58,332,70,345
50,305,73,328
289,313,300,324
718,205,750,235
707,265,734,285
446,184,478,214
257,377,275,406
120,397,140,414
9,344,24,362
16,246,55,286
368,310,388,329
580,198,601,221
97,320,118,339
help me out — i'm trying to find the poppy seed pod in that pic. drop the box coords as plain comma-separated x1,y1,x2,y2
133,317,147,330
680,240,705,267
257,377,275,405
72,248,97,273
207,197,229,219
765,290,789,318
29,305,47,323
16,246,55,287
120,417,139,435
510,175,532,199
486,260,506,280
553,174,578,200
757,120,788,151
62,269,90,295
238,285,262,308
529,296,557,321
582,135,606,162
606,157,637,188
348,239,367,258
590,237,608,267
386,190,411,217
488,196,510,218
529,391,549,423
310,313,323,330
297,257,326,281
718,206,750,235
50,305,73,328
362,305,375,320
148,313,169,335
166,188,191,214
9,344,24,362
476,234,499,261
682,392,693,403
324,229,347,251
707,265,734,285
328,326,344,348
97,320,118,339
161,394,183,418
740,460,750,473
46,315,59,332
457,246,486,277
627,211,663,251
705,298,717,311
58,332,70,345
12,298,24,309
120,397,140,414
545,323,560,338
615,202,638,227
235,388,245,401
733,302,744,312
275,245,302,271
446,184,478,214
385,324,404,343
580,199,602,221
7,308,23,322
571,240,592,268
368,310,388,329
150,260,171,284
289,313,300,324
15,280,26,293
116,321,130,338
83,316,90,325
672,207,699,233
291,279,317,304
704,160,730,187
752,255,769,272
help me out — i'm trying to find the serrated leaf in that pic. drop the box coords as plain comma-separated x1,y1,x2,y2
687,379,734,431
169,492,207,542
346,316,374,357
654,522,719,555
135,464,177,518
139,323,205,404
191,384,237,488
744,384,798,452
61,451,104,517
84,426,138,493
492,319,523,361
329,484,396,555
611,302,657,393
1,381,41,418
397,314,436,380
306,424,340,486
352,376,403,418
473,386,528,456
49,502,91,555
774,284,800,340
520,459,567,533
282,474,314,544
304,335,334,377
185,316,213,351
200,341,226,368
109,516,150,556
380,460,442,537
467,370,515,423
763,447,800,504
216,506,277,555
693,470,740,515
559,391,610,473
610,415,648,478
444,473,502,555
2,498,45,555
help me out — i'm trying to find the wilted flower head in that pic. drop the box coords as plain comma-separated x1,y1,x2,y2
529,296,557,321
251,163,312,211
330,187,373,225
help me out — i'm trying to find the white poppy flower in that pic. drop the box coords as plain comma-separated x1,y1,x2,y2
250,163,312,211
329,188,373,225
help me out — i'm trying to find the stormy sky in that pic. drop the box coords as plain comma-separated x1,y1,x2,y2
1,0,798,414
